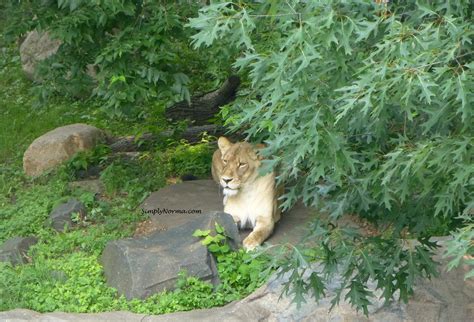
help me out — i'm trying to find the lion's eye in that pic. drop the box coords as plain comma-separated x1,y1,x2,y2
222,159,228,164
239,162,247,168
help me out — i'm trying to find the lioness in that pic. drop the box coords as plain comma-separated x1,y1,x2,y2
212,136,281,250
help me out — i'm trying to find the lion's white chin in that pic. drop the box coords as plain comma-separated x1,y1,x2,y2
223,188,239,196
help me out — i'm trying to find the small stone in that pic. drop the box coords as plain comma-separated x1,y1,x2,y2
48,198,86,232
0,236,38,266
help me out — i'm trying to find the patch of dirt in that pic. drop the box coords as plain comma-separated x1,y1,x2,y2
133,219,167,237
343,214,382,237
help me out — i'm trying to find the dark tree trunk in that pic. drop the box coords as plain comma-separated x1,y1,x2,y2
165,75,240,125
108,125,242,153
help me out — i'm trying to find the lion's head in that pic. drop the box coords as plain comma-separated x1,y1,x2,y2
214,137,263,196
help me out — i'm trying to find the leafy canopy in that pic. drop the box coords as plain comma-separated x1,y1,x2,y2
189,0,473,314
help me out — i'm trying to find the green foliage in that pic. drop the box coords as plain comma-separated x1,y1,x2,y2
189,0,474,313
0,31,170,166
0,211,275,313
161,140,214,178
2,0,216,115
99,156,166,204
194,223,276,301
65,144,111,174
2,0,472,316
0,252,120,312
0,177,67,243
0,169,142,313
444,214,474,280
272,220,439,315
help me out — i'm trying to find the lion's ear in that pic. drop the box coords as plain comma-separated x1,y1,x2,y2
255,143,266,160
249,151,264,161
218,137,232,154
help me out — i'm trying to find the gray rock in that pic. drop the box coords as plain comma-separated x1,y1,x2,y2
140,180,318,245
101,212,240,300
19,30,62,81
141,180,223,230
0,236,38,265
0,309,147,321
19,30,97,84
48,198,86,232
23,123,105,177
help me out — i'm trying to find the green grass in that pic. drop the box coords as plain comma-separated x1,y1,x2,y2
0,48,75,164
0,26,273,314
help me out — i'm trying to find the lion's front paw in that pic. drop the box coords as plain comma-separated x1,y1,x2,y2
231,214,241,226
243,235,261,251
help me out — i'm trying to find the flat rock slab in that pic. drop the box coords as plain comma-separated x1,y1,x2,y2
141,180,222,230
101,212,240,300
140,180,318,245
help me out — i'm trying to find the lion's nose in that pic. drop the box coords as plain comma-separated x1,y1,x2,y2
222,177,232,184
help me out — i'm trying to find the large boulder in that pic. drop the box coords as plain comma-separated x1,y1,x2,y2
19,30,62,81
23,123,105,177
101,212,240,300
0,236,38,266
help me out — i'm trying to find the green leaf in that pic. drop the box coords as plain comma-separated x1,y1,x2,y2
416,74,437,104
208,244,221,253
308,272,326,300
201,235,215,245
193,229,211,237
215,223,224,234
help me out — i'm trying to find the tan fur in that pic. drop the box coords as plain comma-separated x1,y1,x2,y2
212,137,281,250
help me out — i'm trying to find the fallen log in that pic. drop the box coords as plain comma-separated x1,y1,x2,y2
165,75,240,125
